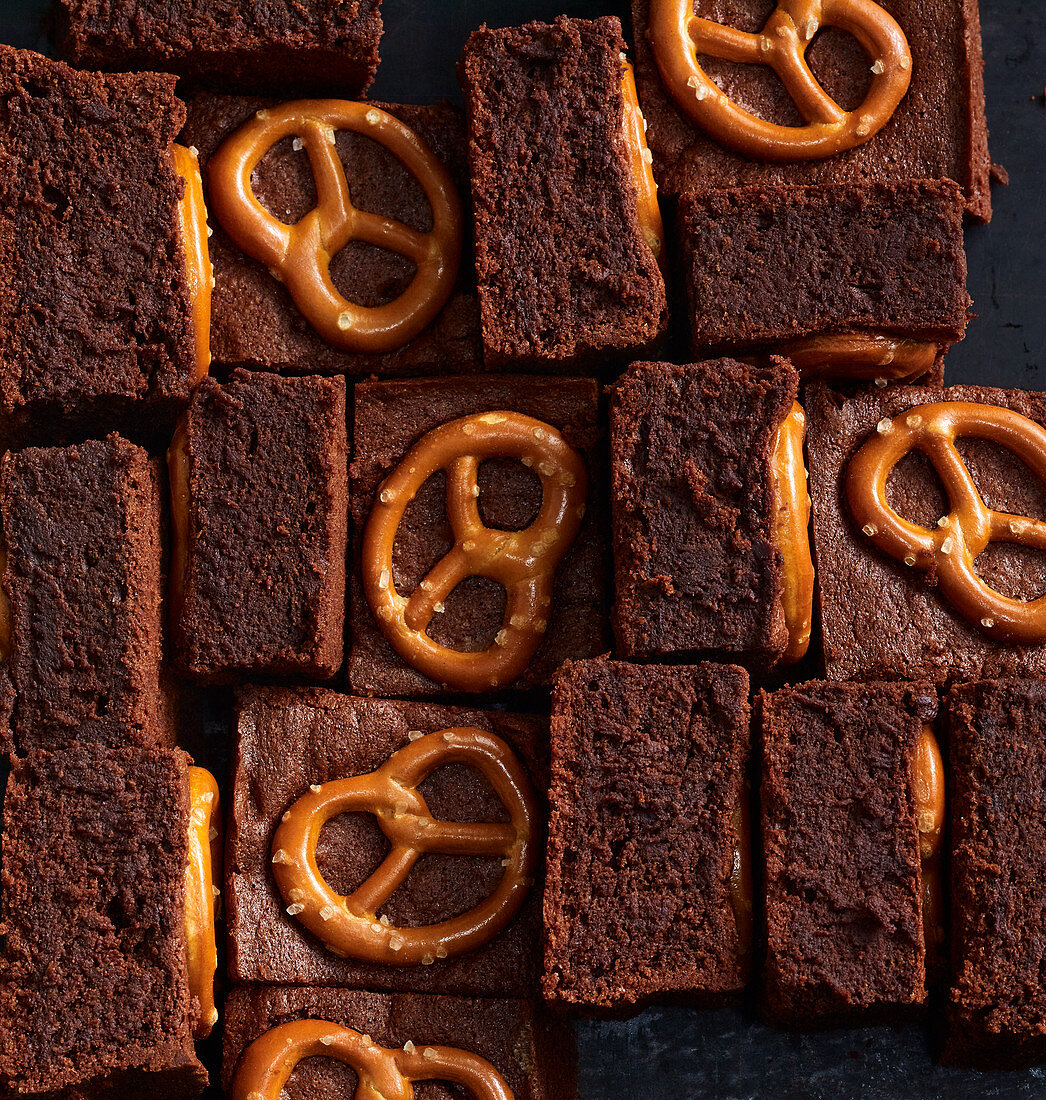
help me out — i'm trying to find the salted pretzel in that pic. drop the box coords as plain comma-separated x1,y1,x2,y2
914,724,945,953
362,411,588,692
184,766,221,1038
847,401,1046,644
778,332,938,382
621,60,665,261
771,401,814,663
208,99,462,353
271,728,536,966
231,1019,514,1100
172,143,213,382
648,0,912,161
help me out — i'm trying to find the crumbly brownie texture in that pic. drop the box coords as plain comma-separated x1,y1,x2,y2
759,680,935,1027
609,358,796,665
183,94,481,377
0,744,206,1098
944,679,1046,1068
461,16,667,368
173,370,347,682
59,0,381,96
631,0,992,221
544,658,752,1012
808,382,1046,683
0,46,195,448
221,985,575,1099
348,375,607,696
679,180,970,355
0,435,172,753
227,687,547,996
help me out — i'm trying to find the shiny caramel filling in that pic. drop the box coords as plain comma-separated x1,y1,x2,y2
621,60,665,263
729,793,753,957
914,724,945,954
185,766,221,1038
166,422,191,645
778,332,938,382
0,546,10,663
770,401,814,664
172,143,213,384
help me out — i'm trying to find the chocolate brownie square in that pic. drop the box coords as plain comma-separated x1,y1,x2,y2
0,46,198,448
609,357,808,667
227,686,547,997
631,0,992,221
759,680,938,1026
183,94,481,377
348,375,607,696
944,679,1046,1068
678,180,969,382
544,657,752,1012
169,370,348,683
460,16,667,368
808,382,1046,683
222,985,575,1099
0,435,173,753
0,744,208,1098
58,0,381,97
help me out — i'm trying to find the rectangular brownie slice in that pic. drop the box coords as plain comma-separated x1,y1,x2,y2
59,0,381,96
544,657,752,1012
631,0,992,221
228,686,547,997
169,370,347,682
183,94,481,377
679,180,969,383
808,382,1046,683
0,744,207,1098
759,680,938,1027
460,16,667,368
609,357,803,667
0,435,172,753
222,985,575,1099
944,679,1046,1068
0,45,197,448
348,375,607,696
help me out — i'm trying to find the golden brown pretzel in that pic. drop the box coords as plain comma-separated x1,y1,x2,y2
648,0,912,161
847,401,1046,644
185,766,221,1038
778,332,938,381
207,99,462,353
362,411,588,692
231,1019,514,1100
172,143,213,382
771,401,814,663
271,728,536,965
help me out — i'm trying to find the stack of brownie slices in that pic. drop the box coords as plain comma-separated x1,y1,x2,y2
0,1,1041,1097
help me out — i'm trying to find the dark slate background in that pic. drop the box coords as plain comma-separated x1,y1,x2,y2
2,1,1045,1097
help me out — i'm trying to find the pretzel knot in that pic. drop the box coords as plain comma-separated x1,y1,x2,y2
847,402,1046,645
649,0,912,160
362,411,588,692
231,1019,513,1100
271,728,536,966
207,99,462,353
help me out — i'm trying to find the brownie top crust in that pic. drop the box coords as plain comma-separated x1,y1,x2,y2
631,0,991,220
610,357,797,664
808,383,1046,683
228,686,548,996
0,743,206,1096
221,985,575,1099
759,679,935,1025
0,45,194,433
945,679,1046,1068
461,16,667,367
184,94,480,377
679,179,970,351
544,658,752,1010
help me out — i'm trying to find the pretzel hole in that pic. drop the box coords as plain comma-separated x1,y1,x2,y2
336,130,435,230
959,439,1046,520
975,544,1046,601
254,137,317,225
697,54,806,128
886,452,949,529
286,1057,359,1095
805,27,872,112
330,241,418,309
316,811,392,897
